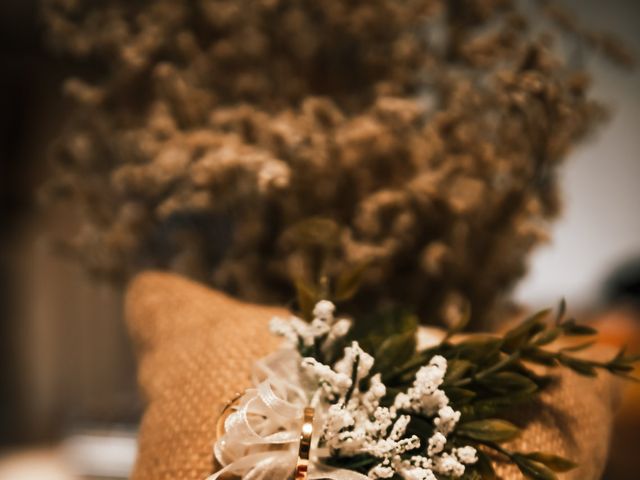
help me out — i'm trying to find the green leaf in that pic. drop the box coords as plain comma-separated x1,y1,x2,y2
444,359,475,384
459,390,537,420
454,336,503,363
619,353,640,364
559,341,596,352
611,373,640,383
284,217,341,249
554,298,567,325
531,327,561,346
457,419,521,442
445,387,477,404
503,309,551,351
334,260,371,301
460,469,483,480
295,280,318,321
322,453,378,470
519,452,577,472
479,372,538,395
374,327,418,374
512,454,558,480
612,346,628,362
610,346,640,367
475,450,497,479
351,308,416,354
561,319,597,336
522,347,558,367
558,355,597,377
608,363,635,374
406,412,436,438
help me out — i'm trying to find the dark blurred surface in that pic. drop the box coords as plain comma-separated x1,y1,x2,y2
1,0,44,445
1,0,140,447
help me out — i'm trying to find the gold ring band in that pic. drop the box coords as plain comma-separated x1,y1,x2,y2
218,397,315,479
294,407,315,480
216,393,242,439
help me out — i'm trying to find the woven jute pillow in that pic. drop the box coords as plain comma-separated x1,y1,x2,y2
126,272,619,480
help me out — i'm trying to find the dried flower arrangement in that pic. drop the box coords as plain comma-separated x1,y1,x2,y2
211,293,638,479
41,0,631,327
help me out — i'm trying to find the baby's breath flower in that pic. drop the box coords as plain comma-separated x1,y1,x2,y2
407,456,433,469
393,392,411,411
427,432,446,456
453,446,478,464
270,315,318,346
301,357,351,399
433,452,466,477
419,388,449,414
394,355,450,416
324,404,356,442
429,355,447,371
361,373,386,409
268,316,298,344
400,468,437,480
334,341,374,382
270,300,353,358
326,318,352,346
313,300,335,322
290,317,316,347
369,462,395,479
389,415,411,441
434,406,461,435
309,317,331,337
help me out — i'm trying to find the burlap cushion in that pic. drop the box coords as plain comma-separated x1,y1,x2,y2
127,272,619,480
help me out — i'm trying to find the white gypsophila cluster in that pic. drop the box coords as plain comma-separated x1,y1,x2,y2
311,349,477,479
301,357,352,400
270,300,477,479
269,300,353,353
317,341,421,463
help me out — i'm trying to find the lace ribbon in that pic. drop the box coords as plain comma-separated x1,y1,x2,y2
207,348,369,480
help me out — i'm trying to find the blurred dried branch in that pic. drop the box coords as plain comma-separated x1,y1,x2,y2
40,0,631,328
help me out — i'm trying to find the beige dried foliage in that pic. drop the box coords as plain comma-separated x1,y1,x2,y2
41,0,631,327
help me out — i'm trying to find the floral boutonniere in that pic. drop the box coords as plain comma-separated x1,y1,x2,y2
209,289,638,480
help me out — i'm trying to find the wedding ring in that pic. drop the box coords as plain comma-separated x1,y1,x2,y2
216,393,242,439
294,407,315,480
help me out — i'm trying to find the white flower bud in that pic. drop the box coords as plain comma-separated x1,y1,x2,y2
427,432,446,455
453,446,478,464
330,318,352,338
434,406,461,435
313,300,335,321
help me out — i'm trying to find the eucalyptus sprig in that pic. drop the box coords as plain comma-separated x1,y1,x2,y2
373,302,637,479
289,277,639,480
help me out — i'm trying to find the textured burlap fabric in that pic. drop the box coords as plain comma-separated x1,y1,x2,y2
493,359,618,479
127,272,618,479
126,272,285,479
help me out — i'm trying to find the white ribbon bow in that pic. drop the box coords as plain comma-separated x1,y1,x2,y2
207,348,370,480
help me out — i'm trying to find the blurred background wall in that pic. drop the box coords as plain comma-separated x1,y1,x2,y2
0,0,638,474
515,0,640,308
0,0,140,447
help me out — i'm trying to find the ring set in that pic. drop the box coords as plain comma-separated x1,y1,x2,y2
216,396,315,480
294,407,315,480
215,392,243,440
